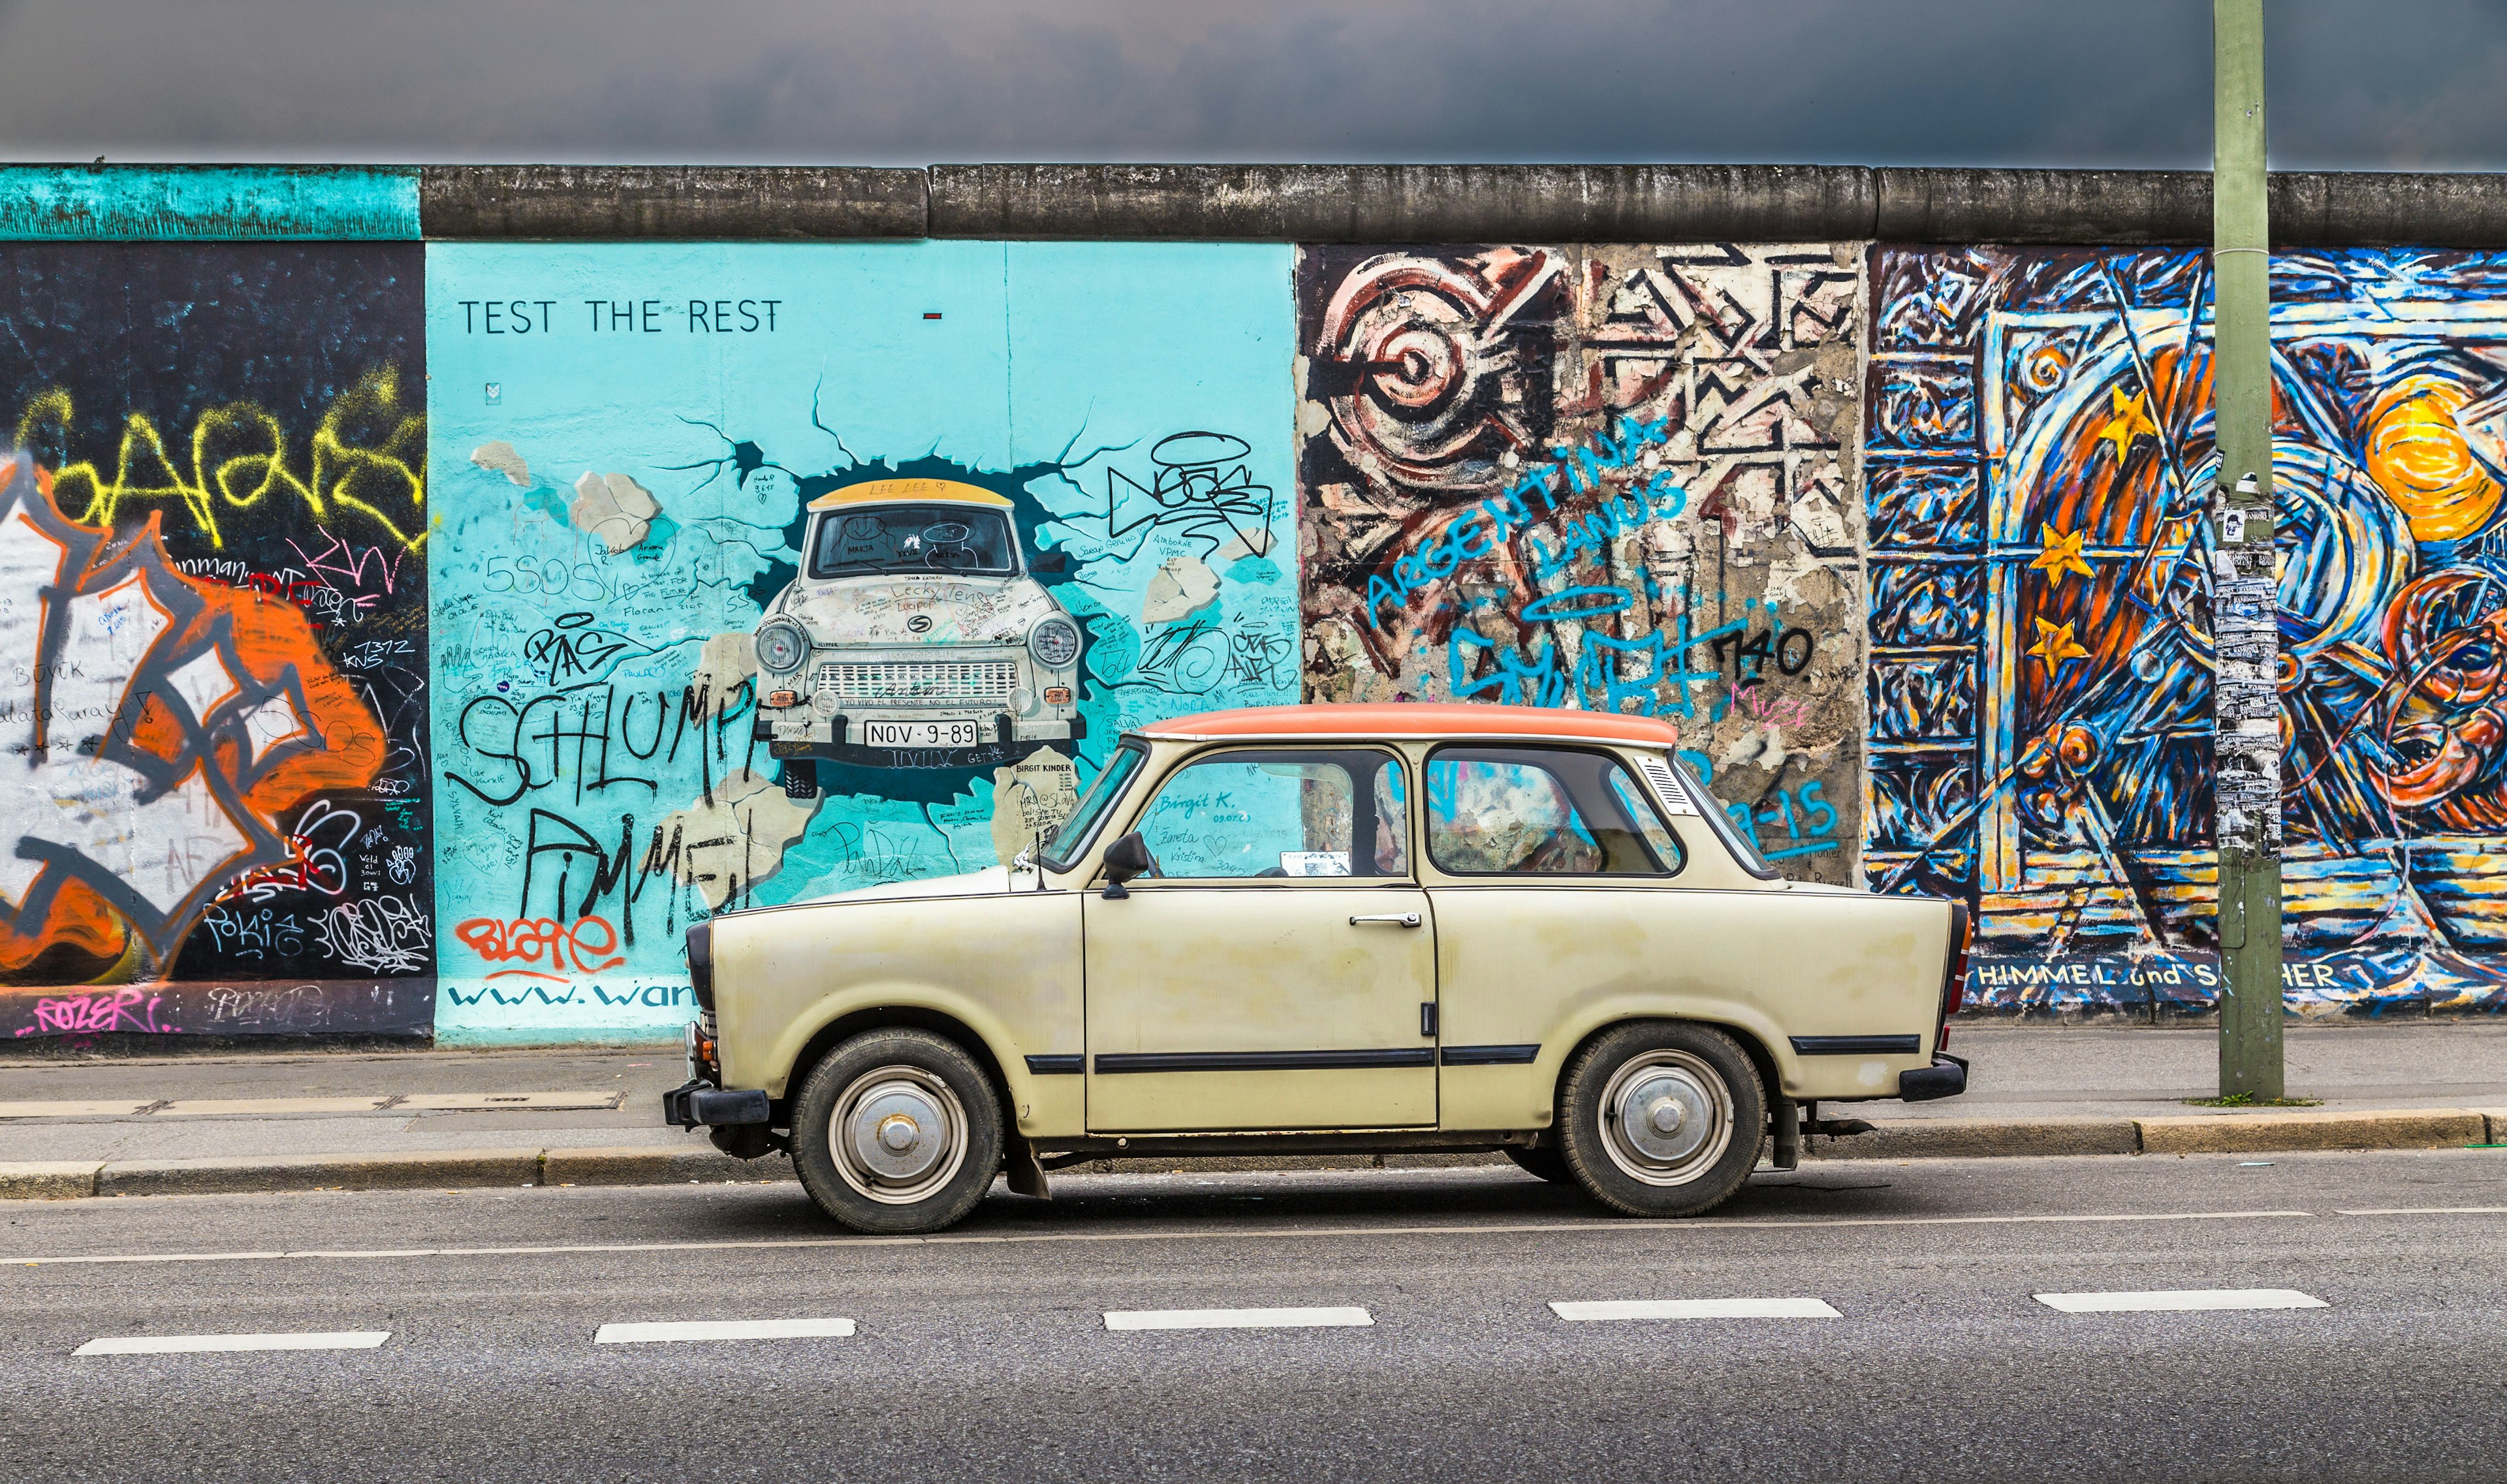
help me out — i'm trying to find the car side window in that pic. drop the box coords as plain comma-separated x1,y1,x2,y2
1128,749,1410,880
1605,766,1686,874
1425,747,1675,877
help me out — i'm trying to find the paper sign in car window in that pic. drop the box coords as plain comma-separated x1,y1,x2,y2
1279,851,1351,876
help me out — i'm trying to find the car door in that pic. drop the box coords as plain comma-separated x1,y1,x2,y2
1082,746,1437,1132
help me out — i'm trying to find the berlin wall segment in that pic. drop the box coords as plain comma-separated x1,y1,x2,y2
1863,244,2507,1018
425,242,1297,1042
0,241,435,1039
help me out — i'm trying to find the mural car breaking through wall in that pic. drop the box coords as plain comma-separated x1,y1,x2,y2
0,243,434,1038
1864,245,2507,1015
426,242,1297,1041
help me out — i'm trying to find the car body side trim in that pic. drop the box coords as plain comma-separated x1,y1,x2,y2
1092,1049,1437,1074
1024,1054,1085,1075
1438,1044,1541,1066
1790,1034,1923,1056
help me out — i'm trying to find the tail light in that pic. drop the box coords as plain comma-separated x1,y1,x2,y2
1938,901,1972,1046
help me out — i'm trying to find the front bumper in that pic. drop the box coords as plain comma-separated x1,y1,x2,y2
661,1017,770,1128
663,1080,772,1128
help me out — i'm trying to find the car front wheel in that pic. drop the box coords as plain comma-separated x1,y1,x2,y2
1557,1021,1764,1218
791,1029,1003,1235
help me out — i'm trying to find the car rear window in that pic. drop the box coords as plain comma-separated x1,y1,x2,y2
1423,747,1677,877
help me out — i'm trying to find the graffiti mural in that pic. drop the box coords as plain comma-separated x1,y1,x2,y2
1865,245,2507,1015
1297,244,1867,880
427,242,1297,1040
0,242,434,1037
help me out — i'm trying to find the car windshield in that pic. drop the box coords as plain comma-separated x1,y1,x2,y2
809,503,1017,577
1039,744,1145,869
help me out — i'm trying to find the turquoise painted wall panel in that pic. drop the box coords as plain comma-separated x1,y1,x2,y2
426,241,1295,1041
0,166,419,240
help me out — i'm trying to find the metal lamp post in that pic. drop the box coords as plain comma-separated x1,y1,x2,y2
2212,0,2284,1097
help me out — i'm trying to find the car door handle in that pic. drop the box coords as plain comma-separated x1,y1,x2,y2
1349,913,1423,928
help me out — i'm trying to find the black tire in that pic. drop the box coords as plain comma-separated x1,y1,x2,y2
783,761,819,800
1504,1143,1573,1184
1557,1021,1765,1218
790,1028,1002,1235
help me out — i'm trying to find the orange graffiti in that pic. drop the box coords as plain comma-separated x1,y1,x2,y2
454,916,627,979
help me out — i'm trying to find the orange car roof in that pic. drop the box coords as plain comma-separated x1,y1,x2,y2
806,478,1014,511
1135,703,1683,747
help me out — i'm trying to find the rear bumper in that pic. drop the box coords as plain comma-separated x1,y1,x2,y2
1897,1052,1969,1103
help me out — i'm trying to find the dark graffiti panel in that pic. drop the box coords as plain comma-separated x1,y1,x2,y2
1865,245,2507,1016
0,243,434,1038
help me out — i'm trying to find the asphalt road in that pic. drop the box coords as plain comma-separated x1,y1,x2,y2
3,1152,2502,1483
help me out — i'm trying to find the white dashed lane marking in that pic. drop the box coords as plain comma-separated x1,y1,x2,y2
1104,1306,1373,1331
2034,1289,2328,1314
74,1330,391,1356
594,1318,856,1344
1550,1297,1841,1321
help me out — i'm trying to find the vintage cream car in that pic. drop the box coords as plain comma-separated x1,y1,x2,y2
666,703,1970,1233
749,478,1084,795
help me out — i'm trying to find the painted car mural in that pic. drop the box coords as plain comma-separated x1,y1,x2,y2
752,479,1086,793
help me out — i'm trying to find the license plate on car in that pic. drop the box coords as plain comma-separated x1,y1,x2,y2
864,719,983,748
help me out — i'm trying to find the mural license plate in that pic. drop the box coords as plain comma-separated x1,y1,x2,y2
865,720,982,748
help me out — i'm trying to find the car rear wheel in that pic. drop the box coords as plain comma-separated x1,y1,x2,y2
791,1029,1002,1235
1557,1021,1763,1218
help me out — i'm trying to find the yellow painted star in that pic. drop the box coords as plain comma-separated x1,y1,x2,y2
2098,386,2158,463
2028,523,2096,586
2028,615,2090,674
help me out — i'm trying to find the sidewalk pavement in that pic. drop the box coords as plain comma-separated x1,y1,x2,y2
1,1022,2502,1199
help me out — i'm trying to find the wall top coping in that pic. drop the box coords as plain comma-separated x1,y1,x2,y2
6,163,2506,245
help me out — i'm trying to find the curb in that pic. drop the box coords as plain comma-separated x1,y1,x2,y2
540,1146,779,1187
0,1111,2499,1199
2134,1109,2489,1156
0,1161,104,1199
1806,1117,2142,1160
1810,1108,2506,1161
95,1148,542,1197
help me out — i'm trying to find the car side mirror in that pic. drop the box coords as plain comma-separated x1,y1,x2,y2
1101,831,1151,900
1032,548,1069,575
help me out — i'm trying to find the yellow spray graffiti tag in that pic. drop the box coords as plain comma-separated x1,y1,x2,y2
15,364,428,551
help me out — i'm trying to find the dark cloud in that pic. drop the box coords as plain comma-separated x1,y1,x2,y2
0,0,2491,169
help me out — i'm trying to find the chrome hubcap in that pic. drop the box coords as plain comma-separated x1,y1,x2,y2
830,1065,968,1205
1599,1050,1732,1187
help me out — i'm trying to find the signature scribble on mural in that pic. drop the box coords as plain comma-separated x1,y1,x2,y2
17,365,429,553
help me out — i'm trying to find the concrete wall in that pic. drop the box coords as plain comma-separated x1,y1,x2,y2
2,164,2504,1039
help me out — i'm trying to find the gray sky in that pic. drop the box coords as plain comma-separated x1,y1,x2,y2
0,0,2495,168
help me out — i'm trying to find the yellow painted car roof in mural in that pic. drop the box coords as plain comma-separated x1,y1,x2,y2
806,479,1013,511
